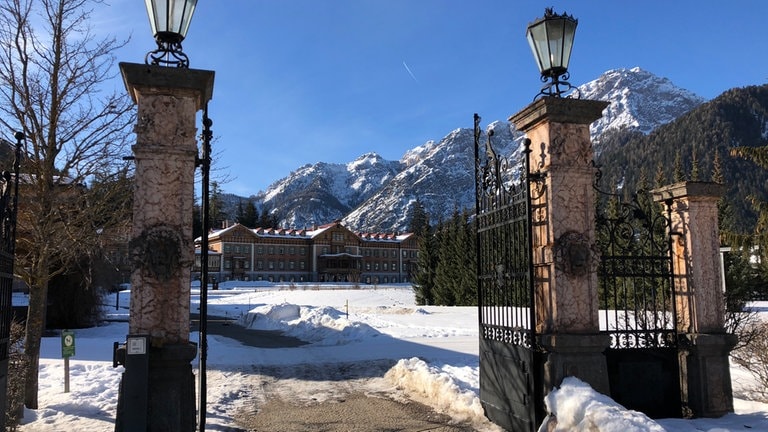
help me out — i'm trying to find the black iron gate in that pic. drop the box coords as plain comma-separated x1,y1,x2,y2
0,132,23,429
474,114,544,431
595,184,683,418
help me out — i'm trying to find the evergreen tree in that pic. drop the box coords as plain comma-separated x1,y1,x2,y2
433,219,458,305
235,199,258,227
209,181,227,228
413,221,438,305
673,151,685,182
690,149,700,181
408,198,430,236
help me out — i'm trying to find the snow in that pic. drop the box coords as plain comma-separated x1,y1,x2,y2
16,286,768,431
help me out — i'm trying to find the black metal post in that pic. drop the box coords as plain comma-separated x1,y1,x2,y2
0,130,23,429
197,105,212,432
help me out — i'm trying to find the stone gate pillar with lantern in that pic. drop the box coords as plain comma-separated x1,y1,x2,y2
114,64,213,432
113,1,215,430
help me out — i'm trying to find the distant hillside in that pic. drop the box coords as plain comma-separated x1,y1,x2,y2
596,84,768,232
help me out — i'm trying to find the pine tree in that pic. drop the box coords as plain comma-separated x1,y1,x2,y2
413,222,437,305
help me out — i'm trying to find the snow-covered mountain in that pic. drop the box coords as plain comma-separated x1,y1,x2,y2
581,67,706,152
253,152,401,229
239,67,705,232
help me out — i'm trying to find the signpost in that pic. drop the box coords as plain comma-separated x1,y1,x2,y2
61,330,75,393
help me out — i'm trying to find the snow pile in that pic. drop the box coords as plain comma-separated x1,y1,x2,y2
538,377,665,432
241,302,381,344
385,357,484,423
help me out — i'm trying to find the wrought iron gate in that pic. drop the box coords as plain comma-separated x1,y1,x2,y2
595,184,683,418
474,114,544,431
0,132,23,429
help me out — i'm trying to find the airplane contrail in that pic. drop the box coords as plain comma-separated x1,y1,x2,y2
402,61,419,83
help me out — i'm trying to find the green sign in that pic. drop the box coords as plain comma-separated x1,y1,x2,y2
61,330,75,358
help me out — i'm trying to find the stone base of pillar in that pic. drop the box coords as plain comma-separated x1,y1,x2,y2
680,333,737,418
537,333,611,396
115,342,197,432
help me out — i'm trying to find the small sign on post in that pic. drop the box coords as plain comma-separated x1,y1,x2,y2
61,330,75,393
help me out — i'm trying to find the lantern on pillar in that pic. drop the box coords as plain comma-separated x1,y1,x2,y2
144,0,198,67
526,8,578,98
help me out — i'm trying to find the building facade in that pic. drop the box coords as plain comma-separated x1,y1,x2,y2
194,221,418,284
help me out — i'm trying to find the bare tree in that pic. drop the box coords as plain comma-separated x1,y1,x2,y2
0,0,133,408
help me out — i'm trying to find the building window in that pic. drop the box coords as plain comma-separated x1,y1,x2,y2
289,261,295,270
383,262,388,271
374,263,379,271
257,246,264,254
322,247,328,254
289,247,295,255
224,260,231,269
268,246,275,254
392,262,397,271
300,247,306,255
366,263,371,271
402,250,407,257
257,260,263,270
224,244,231,253
268,261,274,269
279,247,284,254
300,261,305,270
244,261,250,269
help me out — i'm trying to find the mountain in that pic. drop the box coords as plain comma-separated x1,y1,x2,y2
225,67,709,232
595,83,768,232
580,67,706,151
252,152,401,229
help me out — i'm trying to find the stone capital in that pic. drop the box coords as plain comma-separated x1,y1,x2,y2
651,181,726,204
120,62,215,110
509,97,609,133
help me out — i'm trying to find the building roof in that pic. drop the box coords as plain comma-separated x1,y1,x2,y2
200,221,415,245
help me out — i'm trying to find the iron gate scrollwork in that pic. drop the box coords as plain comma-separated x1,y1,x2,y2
0,131,23,429
474,114,545,431
594,168,683,418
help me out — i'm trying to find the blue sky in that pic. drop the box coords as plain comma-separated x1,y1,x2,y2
95,1,768,196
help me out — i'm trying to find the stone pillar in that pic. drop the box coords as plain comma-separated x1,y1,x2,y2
652,181,736,417
509,97,610,394
116,63,214,432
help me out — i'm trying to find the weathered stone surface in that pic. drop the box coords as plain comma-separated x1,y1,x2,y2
653,182,726,333
522,100,600,334
122,64,213,345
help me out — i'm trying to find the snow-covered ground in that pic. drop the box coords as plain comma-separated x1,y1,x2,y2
14,283,768,431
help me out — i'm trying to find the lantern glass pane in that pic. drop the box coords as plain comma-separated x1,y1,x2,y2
174,0,198,37
526,23,550,72
144,0,161,35
144,0,198,38
561,19,577,71
546,19,565,69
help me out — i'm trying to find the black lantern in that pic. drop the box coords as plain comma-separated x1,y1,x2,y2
144,0,198,68
526,8,578,98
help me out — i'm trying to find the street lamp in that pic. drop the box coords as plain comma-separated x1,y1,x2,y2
145,0,198,67
114,1,213,431
526,8,578,98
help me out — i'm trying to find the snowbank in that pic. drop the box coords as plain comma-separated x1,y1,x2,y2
538,377,665,432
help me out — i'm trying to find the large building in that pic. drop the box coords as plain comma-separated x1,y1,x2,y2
194,220,418,284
